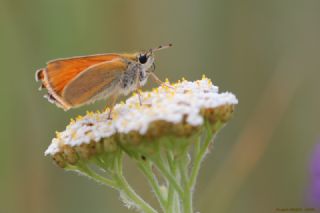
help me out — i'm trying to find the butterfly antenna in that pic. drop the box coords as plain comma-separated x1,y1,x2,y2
150,43,173,53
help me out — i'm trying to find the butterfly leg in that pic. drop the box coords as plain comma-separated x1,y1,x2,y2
136,90,142,105
106,93,119,120
150,72,174,89
135,71,143,106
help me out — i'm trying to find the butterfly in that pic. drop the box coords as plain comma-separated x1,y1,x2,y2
36,44,172,118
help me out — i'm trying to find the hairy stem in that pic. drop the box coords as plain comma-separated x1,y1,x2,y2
113,153,158,213
138,161,166,211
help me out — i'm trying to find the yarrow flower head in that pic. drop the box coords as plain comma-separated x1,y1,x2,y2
46,76,237,166
45,76,238,213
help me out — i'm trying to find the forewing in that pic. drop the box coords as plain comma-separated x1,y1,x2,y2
44,54,121,96
61,58,127,106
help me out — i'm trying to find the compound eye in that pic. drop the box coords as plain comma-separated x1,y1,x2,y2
139,54,148,64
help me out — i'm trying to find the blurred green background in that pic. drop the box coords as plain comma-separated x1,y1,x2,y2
1,0,319,212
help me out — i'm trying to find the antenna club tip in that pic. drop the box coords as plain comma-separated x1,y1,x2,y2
151,43,173,52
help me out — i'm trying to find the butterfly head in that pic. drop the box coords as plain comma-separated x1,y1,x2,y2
138,51,154,70
138,43,172,73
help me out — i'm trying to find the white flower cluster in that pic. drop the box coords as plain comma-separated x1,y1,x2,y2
45,77,238,156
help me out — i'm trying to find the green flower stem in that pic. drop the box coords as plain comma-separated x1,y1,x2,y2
173,193,181,213
188,141,202,192
174,154,187,213
188,123,214,190
113,153,158,213
166,151,178,213
138,161,166,211
66,163,117,189
182,123,217,213
181,144,197,213
178,145,190,188
151,156,184,197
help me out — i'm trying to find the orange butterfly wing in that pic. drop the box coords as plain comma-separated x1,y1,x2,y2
61,58,127,107
36,54,125,109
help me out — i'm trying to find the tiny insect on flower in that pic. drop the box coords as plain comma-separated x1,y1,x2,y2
35,44,173,118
